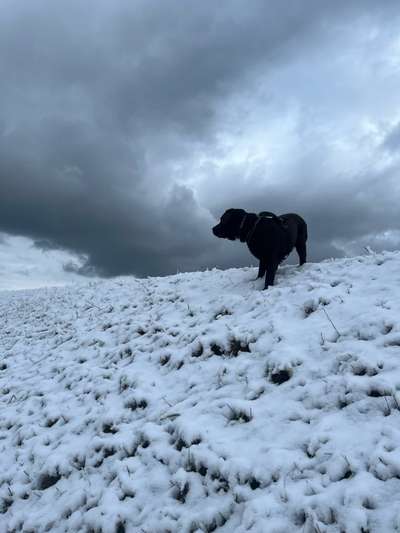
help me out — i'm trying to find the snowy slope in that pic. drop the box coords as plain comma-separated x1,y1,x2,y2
2,252,400,533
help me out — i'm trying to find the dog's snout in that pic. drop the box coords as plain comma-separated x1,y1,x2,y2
212,225,220,236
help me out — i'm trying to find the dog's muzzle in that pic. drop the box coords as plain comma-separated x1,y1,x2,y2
212,224,223,237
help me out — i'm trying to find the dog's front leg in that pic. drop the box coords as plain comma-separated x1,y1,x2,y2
263,260,279,289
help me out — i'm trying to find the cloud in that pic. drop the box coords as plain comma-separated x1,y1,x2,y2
0,235,90,290
1,0,400,281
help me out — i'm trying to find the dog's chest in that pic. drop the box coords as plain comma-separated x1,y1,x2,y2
247,232,291,261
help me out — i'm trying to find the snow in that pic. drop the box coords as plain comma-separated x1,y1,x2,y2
1,251,400,532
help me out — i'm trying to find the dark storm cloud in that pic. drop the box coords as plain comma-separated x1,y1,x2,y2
1,0,400,278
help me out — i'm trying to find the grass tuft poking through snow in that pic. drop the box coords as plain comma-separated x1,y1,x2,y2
2,252,400,531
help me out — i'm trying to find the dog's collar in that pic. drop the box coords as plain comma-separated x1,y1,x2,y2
238,213,251,242
239,213,248,235
244,216,262,243
239,213,261,243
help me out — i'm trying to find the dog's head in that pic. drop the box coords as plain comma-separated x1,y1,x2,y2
212,208,247,241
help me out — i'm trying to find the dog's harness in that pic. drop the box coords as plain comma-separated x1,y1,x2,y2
239,213,286,244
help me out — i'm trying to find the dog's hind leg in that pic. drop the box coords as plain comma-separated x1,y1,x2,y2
295,222,308,266
296,240,307,265
255,259,267,280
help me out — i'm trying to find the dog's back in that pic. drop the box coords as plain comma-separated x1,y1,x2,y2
279,213,307,247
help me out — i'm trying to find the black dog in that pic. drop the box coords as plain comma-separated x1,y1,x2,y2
212,209,308,289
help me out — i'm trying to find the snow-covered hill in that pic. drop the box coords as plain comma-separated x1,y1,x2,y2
2,252,400,532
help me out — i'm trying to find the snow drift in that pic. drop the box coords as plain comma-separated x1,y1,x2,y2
1,251,400,532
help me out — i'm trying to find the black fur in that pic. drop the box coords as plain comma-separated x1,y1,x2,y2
212,209,308,289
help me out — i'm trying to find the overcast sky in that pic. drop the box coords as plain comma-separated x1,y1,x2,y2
1,0,400,289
